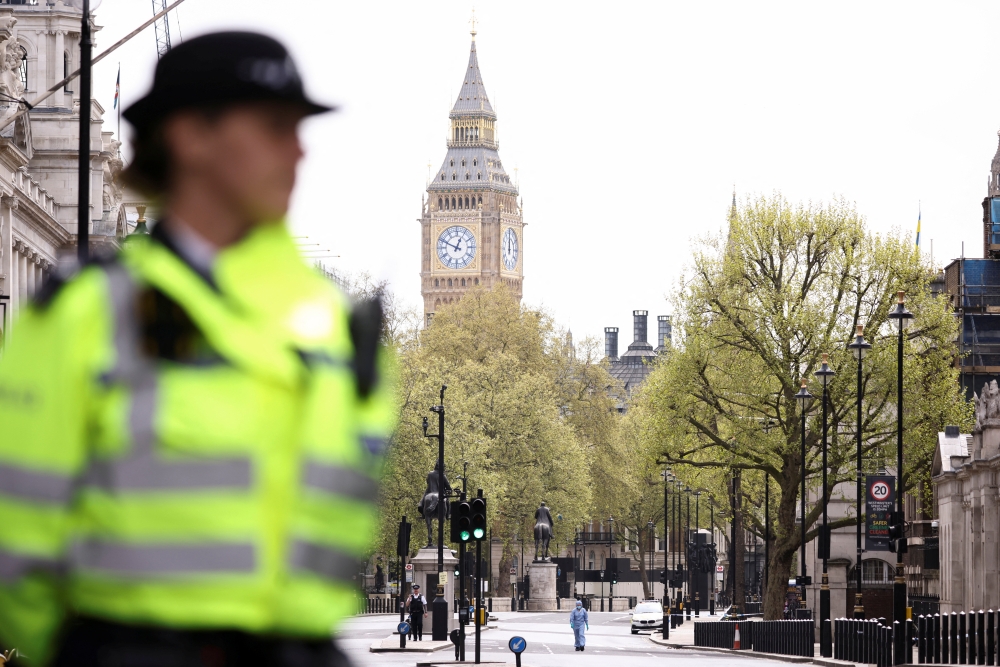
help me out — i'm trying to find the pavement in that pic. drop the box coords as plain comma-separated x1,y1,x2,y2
336,610,826,667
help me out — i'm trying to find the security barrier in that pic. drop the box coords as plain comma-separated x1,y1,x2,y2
833,618,894,666
914,609,999,665
356,596,400,614
693,619,813,657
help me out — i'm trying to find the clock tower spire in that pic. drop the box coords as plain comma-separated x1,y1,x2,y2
419,25,524,326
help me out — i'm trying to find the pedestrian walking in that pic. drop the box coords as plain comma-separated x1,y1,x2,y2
0,31,394,667
406,585,428,640
570,599,590,651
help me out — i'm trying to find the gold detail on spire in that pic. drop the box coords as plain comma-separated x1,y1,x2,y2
470,8,477,41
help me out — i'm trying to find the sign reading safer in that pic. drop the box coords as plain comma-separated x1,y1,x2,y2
865,475,895,552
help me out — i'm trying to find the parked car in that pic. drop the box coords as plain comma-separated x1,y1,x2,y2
629,600,664,634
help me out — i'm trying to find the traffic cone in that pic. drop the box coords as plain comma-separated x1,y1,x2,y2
733,623,741,650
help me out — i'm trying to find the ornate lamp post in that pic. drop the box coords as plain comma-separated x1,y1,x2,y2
694,490,701,617
887,291,914,663
847,324,871,619
814,354,835,657
647,519,655,598
70,0,103,262
794,378,813,608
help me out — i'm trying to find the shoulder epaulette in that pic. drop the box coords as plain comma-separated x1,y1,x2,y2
32,250,121,310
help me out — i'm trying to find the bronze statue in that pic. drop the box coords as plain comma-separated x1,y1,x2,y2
417,462,451,547
533,502,554,561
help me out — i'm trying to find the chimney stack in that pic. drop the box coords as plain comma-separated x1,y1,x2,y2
633,310,648,343
657,315,672,350
604,327,619,361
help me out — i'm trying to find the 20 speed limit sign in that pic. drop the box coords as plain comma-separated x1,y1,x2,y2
869,480,891,501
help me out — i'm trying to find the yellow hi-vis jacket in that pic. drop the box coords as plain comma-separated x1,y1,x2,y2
0,222,393,663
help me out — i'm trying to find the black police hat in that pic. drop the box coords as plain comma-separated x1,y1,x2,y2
123,31,334,132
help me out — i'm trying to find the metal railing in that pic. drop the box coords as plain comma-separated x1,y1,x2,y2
356,596,400,615
693,619,814,657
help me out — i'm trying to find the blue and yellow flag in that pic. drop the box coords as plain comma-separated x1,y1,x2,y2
915,205,921,248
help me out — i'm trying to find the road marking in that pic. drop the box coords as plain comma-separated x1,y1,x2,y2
543,644,553,654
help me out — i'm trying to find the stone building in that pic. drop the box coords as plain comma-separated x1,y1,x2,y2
0,2,133,340
933,390,998,614
418,25,523,326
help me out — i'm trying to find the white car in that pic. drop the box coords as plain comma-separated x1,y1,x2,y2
630,601,664,634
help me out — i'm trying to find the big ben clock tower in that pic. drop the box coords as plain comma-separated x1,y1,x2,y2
419,23,524,325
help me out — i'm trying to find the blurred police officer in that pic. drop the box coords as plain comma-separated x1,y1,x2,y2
0,32,392,666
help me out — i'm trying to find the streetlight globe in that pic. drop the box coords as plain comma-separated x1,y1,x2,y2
887,290,915,331
794,377,813,407
847,324,872,360
814,353,835,388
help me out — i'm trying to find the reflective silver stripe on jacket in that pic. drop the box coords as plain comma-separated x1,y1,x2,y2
0,464,75,504
289,540,361,583
84,264,253,494
0,549,62,582
72,540,256,576
301,461,377,503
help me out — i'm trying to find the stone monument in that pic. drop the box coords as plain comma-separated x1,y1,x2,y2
409,546,458,633
527,502,558,611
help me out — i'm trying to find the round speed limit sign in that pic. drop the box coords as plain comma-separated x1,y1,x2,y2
869,480,891,502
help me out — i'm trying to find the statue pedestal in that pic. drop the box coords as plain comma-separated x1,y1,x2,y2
409,547,457,636
526,561,558,611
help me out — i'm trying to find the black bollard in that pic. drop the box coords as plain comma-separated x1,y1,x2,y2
981,611,987,665
961,612,968,665
988,610,995,667
920,615,927,664
972,612,979,665
935,614,941,665
954,612,961,664
944,613,951,665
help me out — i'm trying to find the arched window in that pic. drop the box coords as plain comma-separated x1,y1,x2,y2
477,172,481,180
477,196,482,206
461,159,466,167
434,279,439,287
437,197,442,209
451,197,456,209
18,46,27,91
434,299,441,307
444,198,449,210
464,196,470,208
450,159,454,167
440,174,444,181
473,159,477,167
452,173,456,181
461,278,466,287
588,551,595,570
465,172,470,180
512,556,519,572
474,278,479,285
63,52,69,93
447,279,453,287
576,554,582,571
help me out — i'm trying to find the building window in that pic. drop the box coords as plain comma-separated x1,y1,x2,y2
473,159,477,167
63,52,70,93
18,46,27,91
437,197,442,209
452,173,456,180
451,197,456,209
440,174,444,181
434,279,439,287
477,172,481,180
450,159,454,167
464,196,470,208
474,278,479,285
448,279,453,287
588,551,595,570
461,159,466,167
465,172,470,180
477,196,482,206
461,278,466,287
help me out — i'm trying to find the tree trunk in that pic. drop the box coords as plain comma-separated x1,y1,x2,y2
763,448,807,620
731,469,745,612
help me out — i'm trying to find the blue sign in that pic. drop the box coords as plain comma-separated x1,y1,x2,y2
509,636,527,654
397,621,410,635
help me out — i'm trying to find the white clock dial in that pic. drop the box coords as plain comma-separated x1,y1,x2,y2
437,226,477,270
502,227,519,271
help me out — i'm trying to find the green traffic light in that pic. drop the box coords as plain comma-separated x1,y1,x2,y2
473,527,485,539
460,530,471,541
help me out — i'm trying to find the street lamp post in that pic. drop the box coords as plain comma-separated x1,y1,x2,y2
647,519,655,599
710,499,716,616
762,418,773,603
694,491,701,617
887,291,914,664
848,324,871,620
607,516,615,609
794,378,813,609
422,385,449,641
814,353,835,657
685,487,691,620
74,0,101,263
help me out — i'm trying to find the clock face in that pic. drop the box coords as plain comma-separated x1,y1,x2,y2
502,227,519,271
437,226,477,270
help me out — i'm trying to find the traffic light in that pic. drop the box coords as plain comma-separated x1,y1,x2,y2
396,518,411,557
470,495,487,540
450,500,472,543
888,512,907,554
659,569,667,585
611,563,618,585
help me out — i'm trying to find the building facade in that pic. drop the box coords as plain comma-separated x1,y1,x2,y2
419,26,523,326
0,2,133,341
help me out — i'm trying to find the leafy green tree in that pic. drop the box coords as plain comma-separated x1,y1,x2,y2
636,194,971,619
376,286,597,593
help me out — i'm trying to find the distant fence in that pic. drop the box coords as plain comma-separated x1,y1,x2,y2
694,619,814,657
356,596,400,615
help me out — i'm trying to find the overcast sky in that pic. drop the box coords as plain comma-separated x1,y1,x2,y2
91,1,1000,343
